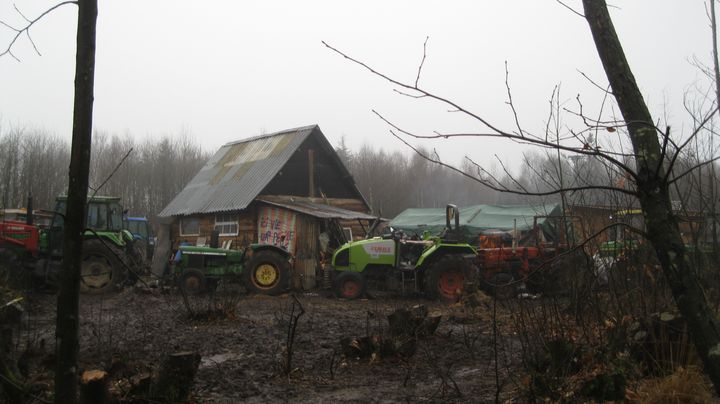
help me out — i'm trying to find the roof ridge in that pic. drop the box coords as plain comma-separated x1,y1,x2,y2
222,124,318,147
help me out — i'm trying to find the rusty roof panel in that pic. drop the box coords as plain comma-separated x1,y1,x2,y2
159,125,317,217
257,198,379,220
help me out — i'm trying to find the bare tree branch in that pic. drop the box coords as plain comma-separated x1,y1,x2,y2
323,40,516,139
665,106,718,182
415,36,429,88
556,0,586,18
388,129,637,197
505,61,528,138
0,1,77,61
577,69,613,95
371,108,640,179
669,155,720,185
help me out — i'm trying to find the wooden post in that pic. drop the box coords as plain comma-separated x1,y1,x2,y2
150,217,172,278
80,370,109,404
308,149,315,198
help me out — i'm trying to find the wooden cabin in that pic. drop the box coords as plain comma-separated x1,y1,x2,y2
158,125,376,289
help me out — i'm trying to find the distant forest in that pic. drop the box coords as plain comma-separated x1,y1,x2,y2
0,127,715,220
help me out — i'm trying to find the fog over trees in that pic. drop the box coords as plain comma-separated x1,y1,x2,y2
1,124,716,222
0,125,208,218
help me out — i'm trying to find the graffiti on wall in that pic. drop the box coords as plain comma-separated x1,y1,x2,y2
258,206,297,253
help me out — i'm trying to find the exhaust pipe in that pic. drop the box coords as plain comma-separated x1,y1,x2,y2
26,193,33,226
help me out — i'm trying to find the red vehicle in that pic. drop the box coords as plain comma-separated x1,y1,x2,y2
0,221,40,256
477,215,587,298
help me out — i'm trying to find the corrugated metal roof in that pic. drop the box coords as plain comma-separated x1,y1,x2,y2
159,125,369,217
257,198,378,220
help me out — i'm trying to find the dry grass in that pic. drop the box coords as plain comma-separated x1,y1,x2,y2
632,367,715,404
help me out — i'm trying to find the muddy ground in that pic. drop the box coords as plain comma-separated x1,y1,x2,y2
9,285,522,403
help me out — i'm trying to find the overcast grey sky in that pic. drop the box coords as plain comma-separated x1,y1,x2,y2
0,1,713,167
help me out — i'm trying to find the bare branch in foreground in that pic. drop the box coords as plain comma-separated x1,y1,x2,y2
388,129,637,197
0,1,77,61
415,36,429,88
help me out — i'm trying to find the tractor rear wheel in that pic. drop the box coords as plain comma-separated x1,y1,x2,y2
424,255,477,301
243,250,289,296
333,271,366,299
80,239,123,294
179,268,206,295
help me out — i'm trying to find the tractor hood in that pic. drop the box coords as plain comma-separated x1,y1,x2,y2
332,237,397,271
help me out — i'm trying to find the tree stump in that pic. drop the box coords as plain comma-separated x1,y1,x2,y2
80,370,109,404
150,351,201,402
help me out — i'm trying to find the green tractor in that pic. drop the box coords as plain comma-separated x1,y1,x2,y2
331,204,479,300
172,242,292,296
36,195,143,294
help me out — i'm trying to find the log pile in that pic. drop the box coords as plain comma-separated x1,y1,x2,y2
340,305,441,361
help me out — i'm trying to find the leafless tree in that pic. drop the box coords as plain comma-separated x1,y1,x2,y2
2,1,97,402
326,0,720,394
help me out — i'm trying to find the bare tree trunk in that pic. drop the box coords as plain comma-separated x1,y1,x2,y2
582,0,720,394
55,1,98,403
709,0,719,265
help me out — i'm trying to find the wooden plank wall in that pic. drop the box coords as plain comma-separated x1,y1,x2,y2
167,196,375,290
170,206,257,250
295,215,319,289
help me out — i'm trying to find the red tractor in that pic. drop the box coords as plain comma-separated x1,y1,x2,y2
0,219,41,286
477,215,588,298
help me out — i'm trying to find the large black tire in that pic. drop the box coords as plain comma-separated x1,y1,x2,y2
124,240,147,285
333,271,366,299
424,255,478,301
80,239,124,294
179,268,207,295
243,250,290,296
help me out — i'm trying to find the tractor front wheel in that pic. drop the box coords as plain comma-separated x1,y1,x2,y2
425,256,477,301
80,240,123,294
333,271,366,299
243,250,289,296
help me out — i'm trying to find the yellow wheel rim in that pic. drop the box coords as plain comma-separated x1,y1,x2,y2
254,264,278,287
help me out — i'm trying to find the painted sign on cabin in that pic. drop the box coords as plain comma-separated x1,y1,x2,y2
257,206,297,253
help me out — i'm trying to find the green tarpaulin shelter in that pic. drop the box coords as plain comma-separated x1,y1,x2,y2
389,204,563,243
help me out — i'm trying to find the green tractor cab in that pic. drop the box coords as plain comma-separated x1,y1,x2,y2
172,243,292,296
37,196,143,294
331,204,478,301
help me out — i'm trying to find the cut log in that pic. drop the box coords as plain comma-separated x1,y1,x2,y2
150,351,201,402
340,336,376,359
387,305,441,338
80,370,109,404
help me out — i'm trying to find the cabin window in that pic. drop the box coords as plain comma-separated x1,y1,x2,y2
343,227,353,242
215,213,238,236
180,217,200,236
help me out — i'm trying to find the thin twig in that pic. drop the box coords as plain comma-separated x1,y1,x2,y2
415,36,429,88
0,1,78,61
88,147,134,200
556,0,585,18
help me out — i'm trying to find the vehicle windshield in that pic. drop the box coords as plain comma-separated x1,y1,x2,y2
124,219,148,239
52,200,123,231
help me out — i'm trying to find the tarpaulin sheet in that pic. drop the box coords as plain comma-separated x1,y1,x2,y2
389,204,562,241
